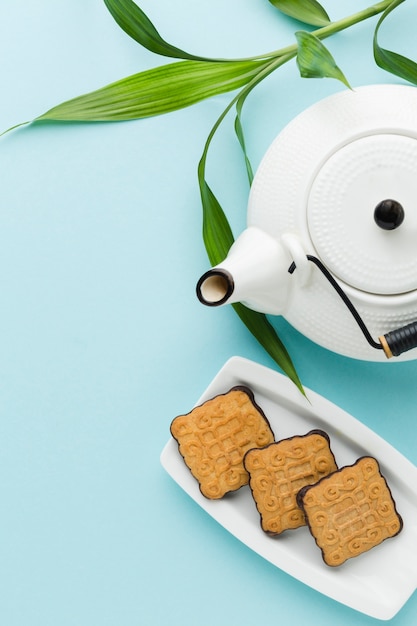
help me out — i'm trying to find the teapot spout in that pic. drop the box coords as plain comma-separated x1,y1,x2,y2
196,227,295,315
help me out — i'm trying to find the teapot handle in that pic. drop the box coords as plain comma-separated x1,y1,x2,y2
289,255,417,359
379,322,417,358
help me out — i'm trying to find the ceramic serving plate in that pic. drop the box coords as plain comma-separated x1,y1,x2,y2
160,357,417,620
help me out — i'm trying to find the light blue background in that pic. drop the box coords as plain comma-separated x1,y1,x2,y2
0,1,416,624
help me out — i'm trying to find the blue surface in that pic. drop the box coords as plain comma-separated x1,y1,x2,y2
0,1,416,624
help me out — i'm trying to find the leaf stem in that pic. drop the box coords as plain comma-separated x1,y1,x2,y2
314,0,395,39
250,0,395,61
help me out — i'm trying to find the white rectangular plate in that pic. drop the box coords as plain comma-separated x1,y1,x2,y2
160,357,417,620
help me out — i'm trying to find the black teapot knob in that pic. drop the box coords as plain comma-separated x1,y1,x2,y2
374,199,405,230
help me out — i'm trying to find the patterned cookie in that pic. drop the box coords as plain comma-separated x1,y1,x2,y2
243,430,337,535
170,386,274,499
297,456,403,566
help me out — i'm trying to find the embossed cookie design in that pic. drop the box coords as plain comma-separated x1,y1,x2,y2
297,456,403,566
170,386,274,499
244,430,337,535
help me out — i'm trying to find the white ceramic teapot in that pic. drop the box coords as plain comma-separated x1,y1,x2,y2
196,84,417,361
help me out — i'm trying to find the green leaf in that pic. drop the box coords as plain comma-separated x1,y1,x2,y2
234,95,254,186
197,71,304,394
33,59,270,123
103,0,211,61
198,176,235,267
269,0,331,27
233,55,297,188
374,0,417,85
197,166,304,393
295,31,351,88
233,53,298,187
233,303,305,395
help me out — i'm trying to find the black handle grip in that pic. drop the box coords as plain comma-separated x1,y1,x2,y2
380,321,417,358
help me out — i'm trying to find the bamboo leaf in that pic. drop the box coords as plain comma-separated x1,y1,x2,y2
197,77,304,394
373,0,417,85
198,176,235,267
233,303,305,395
33,59,270,123
232,54,298,186
103,0,211,61
197,166,304,394
232,56,297,187
234,96,254,186
295,31,351,88
269,0,331,27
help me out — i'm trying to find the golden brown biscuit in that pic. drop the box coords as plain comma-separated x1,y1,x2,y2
170,386,274,499
244,430,337,535
297,456,403,566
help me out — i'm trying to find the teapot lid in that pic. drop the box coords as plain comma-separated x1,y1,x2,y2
248,84,417,297
308,132,417,295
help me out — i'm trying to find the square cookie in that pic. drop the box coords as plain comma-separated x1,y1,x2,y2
297,456,403,566
244,430,337,535
170,386,274,499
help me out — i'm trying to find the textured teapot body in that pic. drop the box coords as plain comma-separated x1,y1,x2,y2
197,85,417,361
